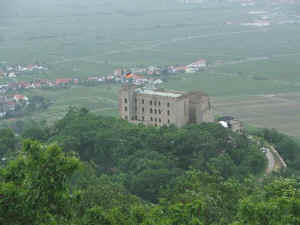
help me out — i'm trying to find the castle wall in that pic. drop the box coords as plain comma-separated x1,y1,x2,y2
120,85,213,127
187,92,213,124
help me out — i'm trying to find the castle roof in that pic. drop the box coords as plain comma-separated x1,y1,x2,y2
136,88,182,98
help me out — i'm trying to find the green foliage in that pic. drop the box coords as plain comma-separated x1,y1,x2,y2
22,120,50,142
48,108,265,202
0,140,81,225
0,128,17,155
1,108,299,224
234,178,300,225
255,128,300,171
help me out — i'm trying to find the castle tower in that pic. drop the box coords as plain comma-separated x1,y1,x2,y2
119,84,137,121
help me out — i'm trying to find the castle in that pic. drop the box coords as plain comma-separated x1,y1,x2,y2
119,85,213,127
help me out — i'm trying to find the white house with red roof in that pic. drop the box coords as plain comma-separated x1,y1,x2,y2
187,59,207,68
6,101,16,111
56,78,73,86
14,94,29,102
186,59,207,73
114,69,122,77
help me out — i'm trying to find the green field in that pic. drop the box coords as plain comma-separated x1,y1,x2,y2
1,0,300,136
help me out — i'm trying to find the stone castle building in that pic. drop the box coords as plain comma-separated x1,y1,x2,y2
119,85,213,127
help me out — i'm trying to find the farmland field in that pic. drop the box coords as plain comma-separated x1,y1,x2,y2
0,0,300,137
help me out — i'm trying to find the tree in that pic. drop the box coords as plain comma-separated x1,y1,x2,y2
0,128,17,159
0,140,81,225
234,178,300,225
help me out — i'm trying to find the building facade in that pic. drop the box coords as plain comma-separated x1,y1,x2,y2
119,85,213,127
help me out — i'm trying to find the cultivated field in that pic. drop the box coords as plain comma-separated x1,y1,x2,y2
212,93,300,137
0,0,300,136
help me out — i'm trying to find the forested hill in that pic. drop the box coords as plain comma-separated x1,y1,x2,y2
25,107,266,183
0,107,300,224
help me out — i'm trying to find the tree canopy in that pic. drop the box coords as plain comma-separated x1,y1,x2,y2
0,107,299,224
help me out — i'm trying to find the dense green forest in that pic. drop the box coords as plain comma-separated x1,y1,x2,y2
0,107,300,224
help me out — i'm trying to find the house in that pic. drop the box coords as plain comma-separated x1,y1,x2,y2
88,77,98,81
18,82,31,89
153,79,163,85
106,75,115,81
56,78,73,86
73,78,79,84
218,116,243,134
14,94,29,102
0,112,6,118
185,67,198,73
114,69,123,77
27,64,34,71
8,72,16,78
174,66,187,73
6,101,16,111
6,66,14,71
187,59,207,69
130,74,149,85
0,84,8,89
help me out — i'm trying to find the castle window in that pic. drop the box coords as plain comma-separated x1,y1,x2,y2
125,106,128,112
167,102,170,107
155,124,157,127
158,101,161,106
159,118,161,123
167,110,170,116
159,109,161,114
150,117,153,121
150,100,152,105
142,99,144,104
142,107,144,113
124,98,128,103
150,108,153,114
142,116,144,121
168,119,170,124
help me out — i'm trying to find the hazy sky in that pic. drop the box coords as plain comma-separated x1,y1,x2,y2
0,0,180,17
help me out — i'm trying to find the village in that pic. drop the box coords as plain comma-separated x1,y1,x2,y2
0,63,48,78
0,58,208,120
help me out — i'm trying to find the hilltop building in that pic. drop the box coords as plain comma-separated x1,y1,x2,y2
119,85,213,128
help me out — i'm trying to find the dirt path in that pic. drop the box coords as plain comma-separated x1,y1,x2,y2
265,146,287,174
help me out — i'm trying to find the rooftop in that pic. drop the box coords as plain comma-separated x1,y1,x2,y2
135,88,183,98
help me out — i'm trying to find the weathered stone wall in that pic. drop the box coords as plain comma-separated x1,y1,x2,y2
120,85,212,127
